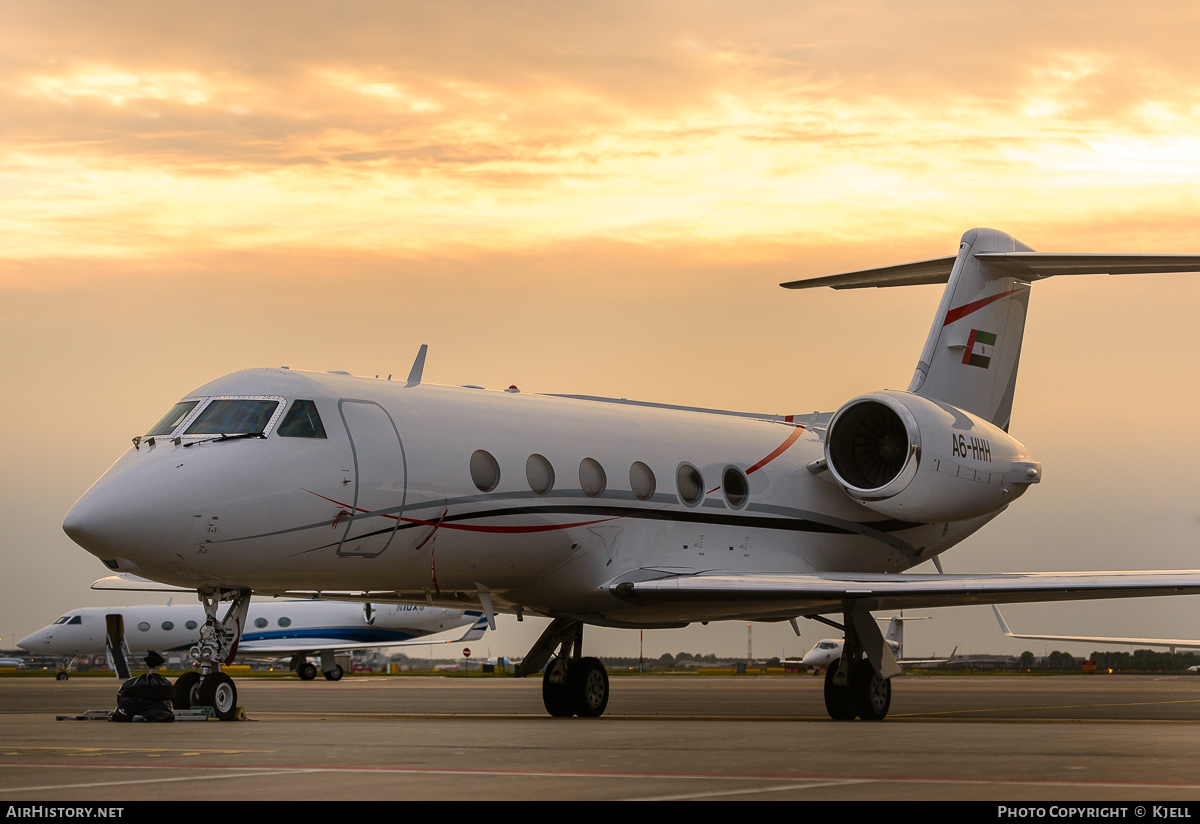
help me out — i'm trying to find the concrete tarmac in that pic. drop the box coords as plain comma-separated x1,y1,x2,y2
2,673,1200,801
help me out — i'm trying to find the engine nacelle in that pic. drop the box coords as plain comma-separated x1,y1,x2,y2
823,390,1041,522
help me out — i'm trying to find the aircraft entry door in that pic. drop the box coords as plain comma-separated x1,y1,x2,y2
336,399,407,558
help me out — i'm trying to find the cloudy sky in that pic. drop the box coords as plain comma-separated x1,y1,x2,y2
2,1,1199,661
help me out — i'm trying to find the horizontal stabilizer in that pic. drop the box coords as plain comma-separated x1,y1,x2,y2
781,252,1200,290
974,253,1200,279
781,257,957,290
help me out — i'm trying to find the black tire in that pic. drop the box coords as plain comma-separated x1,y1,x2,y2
55,672,69,682
323,664,344,682
851,661,892,721
568,657,609,718
823,658,857,720
197,672,238,721
297,662,317,681
173,671,202,709
541,658,574,717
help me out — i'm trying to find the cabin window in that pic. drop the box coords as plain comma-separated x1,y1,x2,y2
630,462,656,500
254,618,268,629
526,454,555,495
185,621,197,630
722,466,750,509
185,399,279,436
278,617,292,627
137,622,150,632
161,621,174,631
579,458,607,498
470,450,501,492
277,400,328,439
147,401,200,436
676,463,705,507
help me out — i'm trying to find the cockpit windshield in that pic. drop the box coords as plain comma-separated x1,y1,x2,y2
184,399,280,436
147,401,200,436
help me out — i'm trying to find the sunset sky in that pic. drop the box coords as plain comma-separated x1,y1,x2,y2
2,1,1199,661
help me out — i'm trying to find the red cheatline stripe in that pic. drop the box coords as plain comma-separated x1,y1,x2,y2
942,288,1019,327
744,425,805,476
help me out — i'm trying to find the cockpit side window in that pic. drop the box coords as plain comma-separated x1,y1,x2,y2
67,616,83,625
184,399,280,436
276,400,328,439
147,401,200,436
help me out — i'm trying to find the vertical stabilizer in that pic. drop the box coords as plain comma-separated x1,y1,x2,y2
908,228,1033,430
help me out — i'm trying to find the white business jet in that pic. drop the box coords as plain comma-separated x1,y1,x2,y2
62,228,1200,721
18,601,485,686
799,615,955,670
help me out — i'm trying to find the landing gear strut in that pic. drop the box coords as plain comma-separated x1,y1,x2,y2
171,588,250,721
517,618,610,718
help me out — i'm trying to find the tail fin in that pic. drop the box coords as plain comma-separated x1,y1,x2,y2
909,228,1032,430
782,229,1200,431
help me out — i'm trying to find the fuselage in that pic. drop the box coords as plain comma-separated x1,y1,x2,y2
63,368,996,627
17,600,470,656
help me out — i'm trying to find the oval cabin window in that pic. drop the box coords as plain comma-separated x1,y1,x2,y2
470,450,501,493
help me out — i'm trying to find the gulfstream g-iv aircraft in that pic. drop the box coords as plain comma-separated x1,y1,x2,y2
18,600,485,684
63,228,1200,721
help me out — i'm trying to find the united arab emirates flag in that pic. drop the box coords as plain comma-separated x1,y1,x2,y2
962,329,996,368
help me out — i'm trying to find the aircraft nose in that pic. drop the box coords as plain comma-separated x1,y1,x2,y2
63,461,190,568
16,631,44,650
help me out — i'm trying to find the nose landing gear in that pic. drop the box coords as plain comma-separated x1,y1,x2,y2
171,588,250,721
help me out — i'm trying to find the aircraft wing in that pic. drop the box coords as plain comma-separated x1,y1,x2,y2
236,616,489,655
610,570,1200,615
992,606,1200,650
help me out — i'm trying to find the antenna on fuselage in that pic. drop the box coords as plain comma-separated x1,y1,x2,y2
406,344,428,387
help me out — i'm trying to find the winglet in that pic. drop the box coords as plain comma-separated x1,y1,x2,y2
406,344,428,387
992,605,1015,637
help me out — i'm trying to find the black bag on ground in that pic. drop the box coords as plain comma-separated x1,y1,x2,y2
110,671,176,723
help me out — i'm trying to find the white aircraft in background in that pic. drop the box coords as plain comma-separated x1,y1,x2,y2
992,606,1200,654
17,600,485,691
62,228,1200,722
799,616,956,669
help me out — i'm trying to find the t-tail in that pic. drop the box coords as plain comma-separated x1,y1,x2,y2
783,228,1200,432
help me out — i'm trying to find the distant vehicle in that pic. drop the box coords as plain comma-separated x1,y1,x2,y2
18,600,486,684
992,606,1200,653
0,657,22,668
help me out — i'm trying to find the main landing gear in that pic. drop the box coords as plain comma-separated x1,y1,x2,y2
172,588,250,721
291,655,344,682
819,604,897,721
517,618,610,718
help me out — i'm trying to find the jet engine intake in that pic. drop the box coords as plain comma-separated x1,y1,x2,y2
824,391,1040,522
